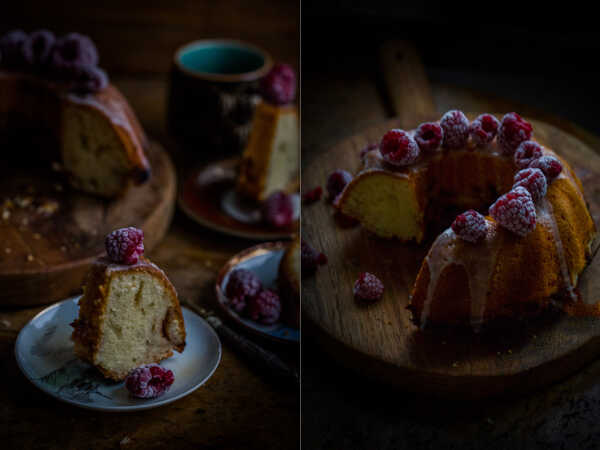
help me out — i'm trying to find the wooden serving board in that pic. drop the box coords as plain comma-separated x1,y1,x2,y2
302,41,600,398
0,140,176,306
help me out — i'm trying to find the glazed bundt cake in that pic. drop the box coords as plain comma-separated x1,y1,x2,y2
236,64,299,202
0,30,150,198
278,236,300,327
71,228,185,380
336,111,597,329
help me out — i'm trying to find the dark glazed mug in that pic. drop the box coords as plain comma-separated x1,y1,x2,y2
168,39,273,158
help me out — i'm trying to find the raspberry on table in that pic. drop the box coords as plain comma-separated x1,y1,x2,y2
51,32,99,73
497,112,533,155
469,114,499,147
0,30,28,68
303,186,323,204
359,142,378,159
489,186,536,236
226,268,262,312
326,169,353,200
69,63,108,94
246,289,282,324
513,168,547,202
353,272,384,302
301,240,327,277
104,227,144,265
528,155,563,183
440,110,469,149
262,191,294,228
451,210,488,243
23,29,55,67
414,122,443,152
379,129,419,166
259,63,296,105
125,364,175,399
514,141,543,169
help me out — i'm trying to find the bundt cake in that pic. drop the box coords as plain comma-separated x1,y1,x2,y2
278,236,300,327
0,30,150,198
336,111,597,329
236,64,299,202
71,228,185,380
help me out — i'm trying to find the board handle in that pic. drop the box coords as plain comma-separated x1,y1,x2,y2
379,40,437,126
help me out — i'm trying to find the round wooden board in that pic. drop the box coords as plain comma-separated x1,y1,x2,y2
0,140,176,306
302,115,600,398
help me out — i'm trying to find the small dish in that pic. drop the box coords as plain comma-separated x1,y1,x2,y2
216,242,299,344
15,297,221,412
178,158,299,240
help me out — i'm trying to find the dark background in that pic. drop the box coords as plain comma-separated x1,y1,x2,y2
302,2,600,450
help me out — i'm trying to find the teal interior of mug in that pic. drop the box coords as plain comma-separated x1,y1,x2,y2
178,42,265,75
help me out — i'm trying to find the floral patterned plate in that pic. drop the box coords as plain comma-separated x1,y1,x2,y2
15,297,221,412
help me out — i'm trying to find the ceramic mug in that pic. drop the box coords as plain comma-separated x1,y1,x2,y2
168,39,273,157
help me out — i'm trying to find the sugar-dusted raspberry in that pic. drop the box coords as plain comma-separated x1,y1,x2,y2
326,169,353,200
529,155,563,183
301,240,327,277
104,227,144,264
353,272,384,302
440,110,469,149
259,63,296,105
226,268,262,312
262,191,294,228
514,140,543,169
0,30,28,68
415,122,443,153
497,112,533,155
380,129,419,166
303,186,323,204
23,29,55,67
359,142,378,159
246,289,281,324
68,63,108,94
51,33,99,73
469,113,499,147
125,364,175,399
513,168,547,202
451,210,488,243
489,186,536,236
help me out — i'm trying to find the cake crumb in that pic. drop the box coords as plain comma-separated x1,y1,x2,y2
27,254,34,262
2,210,9,220
5,248,11,254
21,218,29,226
452,361,459,368
15,196,33,208
33,233,41,240
507,349,513,354
60,246,67,252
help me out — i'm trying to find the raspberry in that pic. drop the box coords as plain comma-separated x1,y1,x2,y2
226,268,262,312
246,289,281,324
513,168,547,202
379,129,419,166
23,29,55,68
0,30,28,68
414,122,443,152
353,272,384,302
360,142,378,159
68,63,108,94
514,141,543,169
104,227,144,264
326,169,353,199
262,191,294,228
259,63,296,105
489,186,536,236
469,114,499,147
440,110,469,149
301,240,327,276
302,186,322,204
451,210,488,243
125,364,175,399
497,112,533,155
528,155,563,183
51,33,99,73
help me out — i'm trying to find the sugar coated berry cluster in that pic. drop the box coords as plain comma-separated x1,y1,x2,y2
225,268,282,324
262,191,296,228
125,364,175,399
0,29,108,94
105,227,144,265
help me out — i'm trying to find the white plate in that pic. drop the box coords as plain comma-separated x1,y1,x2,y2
15,297,221,412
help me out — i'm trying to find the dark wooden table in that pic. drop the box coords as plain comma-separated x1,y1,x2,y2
1,2,299,449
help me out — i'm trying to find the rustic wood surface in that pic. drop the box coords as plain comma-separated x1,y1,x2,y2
1,2,299,449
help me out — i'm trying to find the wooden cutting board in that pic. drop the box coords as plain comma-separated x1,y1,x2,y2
0,140,176,306
302,41,600,398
